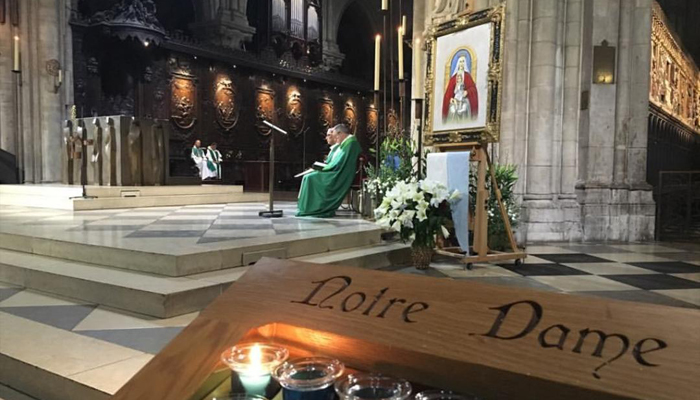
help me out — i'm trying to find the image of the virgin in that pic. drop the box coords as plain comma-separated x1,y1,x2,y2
442,49,478,123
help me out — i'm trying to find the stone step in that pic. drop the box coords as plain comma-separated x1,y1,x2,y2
0,185,258,211
0,249,235,318
0,226,382,277
292,241,411,268
0,242,407,318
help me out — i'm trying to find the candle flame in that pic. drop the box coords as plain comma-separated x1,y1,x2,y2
14,36,19,41
248,344,264,375
376,34,381,40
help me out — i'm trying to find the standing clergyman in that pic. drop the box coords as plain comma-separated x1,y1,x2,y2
203,142,222,180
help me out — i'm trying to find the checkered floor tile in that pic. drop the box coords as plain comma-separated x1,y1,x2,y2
382,241,700,310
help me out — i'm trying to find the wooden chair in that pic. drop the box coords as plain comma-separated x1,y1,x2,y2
340,154,366,212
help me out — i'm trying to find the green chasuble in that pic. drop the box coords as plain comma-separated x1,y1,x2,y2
324,144,339,163
297,135,361,217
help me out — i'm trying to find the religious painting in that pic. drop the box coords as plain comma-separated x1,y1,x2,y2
286,86,304,135
214,73,238,131
424,5,505,144
255,86,275,136
170,77,197,129
342,101,357,134
366,105,378,144
318,97,334,136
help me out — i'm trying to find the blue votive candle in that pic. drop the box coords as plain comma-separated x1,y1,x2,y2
272,358,345,400
334,374,412,400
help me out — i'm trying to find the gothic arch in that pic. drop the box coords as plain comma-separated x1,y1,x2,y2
324,0,380,52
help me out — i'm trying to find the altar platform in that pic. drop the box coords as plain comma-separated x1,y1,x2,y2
0,202,409,319
0,184,268,211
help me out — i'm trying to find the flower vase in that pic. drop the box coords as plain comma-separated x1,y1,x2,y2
411,243,433,270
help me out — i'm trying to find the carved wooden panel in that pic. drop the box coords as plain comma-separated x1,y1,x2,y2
387,108,400,138
342,100,357,134
214,73,238,131
367,105,378,145
255,86,276,136
171,77,197,130
318,96,334,136
650,3,700,132
286,86,304,135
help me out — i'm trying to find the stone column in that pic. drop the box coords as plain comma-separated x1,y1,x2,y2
560,0,582,196
525,0,559,198
495,0,520,167
612,0,632,187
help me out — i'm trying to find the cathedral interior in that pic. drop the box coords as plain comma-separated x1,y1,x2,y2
0,1,698,399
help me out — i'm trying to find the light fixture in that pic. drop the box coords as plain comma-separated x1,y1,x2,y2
143,40,150,47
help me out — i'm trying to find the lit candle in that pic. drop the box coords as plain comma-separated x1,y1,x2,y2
402,15,407,33
413,38,424,98
221,343,289,398
398,26,404,81
381,0,388,11
239,344,271,396
13,36,20,72
374,34,381,91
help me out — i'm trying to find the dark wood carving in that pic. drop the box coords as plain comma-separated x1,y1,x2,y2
343,101,358,134
318,96,334,136
286,86,304,135
367,105,378,145
214,73,238,131
171,77,197,129
387,108,400,138
255,86,275,136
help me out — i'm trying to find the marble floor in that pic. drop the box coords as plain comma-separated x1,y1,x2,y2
0,202,375,259
1,203,699,399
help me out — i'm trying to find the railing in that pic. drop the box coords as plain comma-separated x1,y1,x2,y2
656,171,700,241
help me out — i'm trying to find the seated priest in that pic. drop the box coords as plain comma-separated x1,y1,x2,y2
203,142,222,180
324,128,339,162
297,124,361,217
191,139,205,179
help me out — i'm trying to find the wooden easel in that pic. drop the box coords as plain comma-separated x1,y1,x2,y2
433,141,526,269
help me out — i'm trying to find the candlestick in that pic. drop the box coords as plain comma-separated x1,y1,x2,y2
398,27,404,81
374,34,381,91
402,15,407,33
381,0,388,11
12,35,20,72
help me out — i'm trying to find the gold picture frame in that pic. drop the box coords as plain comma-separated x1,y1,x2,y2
424,5,505,145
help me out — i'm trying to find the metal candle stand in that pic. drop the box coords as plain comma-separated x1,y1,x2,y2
259,120,287,218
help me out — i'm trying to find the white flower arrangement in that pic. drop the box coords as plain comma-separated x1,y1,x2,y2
374,179,461,249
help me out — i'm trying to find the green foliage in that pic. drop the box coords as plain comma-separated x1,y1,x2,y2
364,136,417,199
469,164,520,251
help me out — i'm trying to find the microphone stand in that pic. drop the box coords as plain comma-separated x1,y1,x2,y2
259,120,287,218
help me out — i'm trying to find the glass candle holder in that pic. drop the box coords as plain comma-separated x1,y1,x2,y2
272,357,345,400
414,390,481,400
221,343,289,397
335,374,412,400
214,395,269,400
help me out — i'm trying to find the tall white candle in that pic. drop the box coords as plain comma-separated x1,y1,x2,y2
413,38,424,98
381,0,388,11
402,15,407,33
13,36,20,72
398,27,404,80
374,34,381,91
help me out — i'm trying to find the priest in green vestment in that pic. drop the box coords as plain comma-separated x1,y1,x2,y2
297,124,361,217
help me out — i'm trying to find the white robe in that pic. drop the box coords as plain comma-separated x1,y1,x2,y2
202,147,222,180
191,146,206,179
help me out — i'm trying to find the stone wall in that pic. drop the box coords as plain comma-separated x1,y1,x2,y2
412,0,657,243
0,0,73,183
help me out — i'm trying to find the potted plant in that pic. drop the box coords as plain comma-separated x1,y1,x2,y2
374,179,461,269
